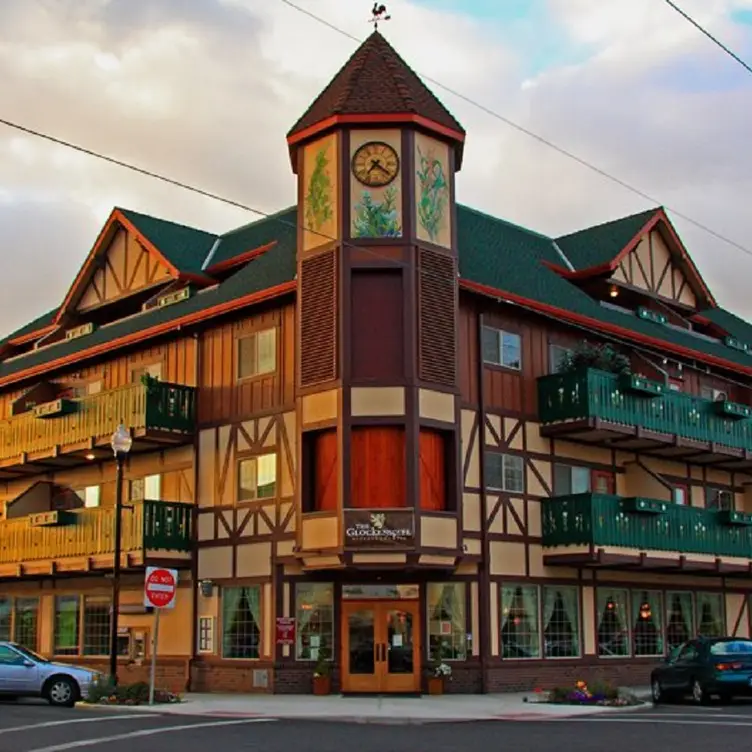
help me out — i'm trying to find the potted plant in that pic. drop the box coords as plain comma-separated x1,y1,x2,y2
558,342,630,375
425,659,452,695
312,645,332,696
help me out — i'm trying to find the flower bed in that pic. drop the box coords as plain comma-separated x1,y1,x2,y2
541,681,642,707
85,680,182,706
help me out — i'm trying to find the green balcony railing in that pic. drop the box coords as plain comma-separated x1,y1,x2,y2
538,368,752,451
541,493,752,559
0,500,193,565
0,382,196,461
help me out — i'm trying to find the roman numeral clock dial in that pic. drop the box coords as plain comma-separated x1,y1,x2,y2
351,141,400,187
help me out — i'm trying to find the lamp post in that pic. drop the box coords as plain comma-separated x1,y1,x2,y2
109,423,132,685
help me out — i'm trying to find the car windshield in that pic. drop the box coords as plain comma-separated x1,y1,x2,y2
709,640,752,656
10,644,49,663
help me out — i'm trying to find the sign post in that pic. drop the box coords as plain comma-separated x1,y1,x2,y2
143,566,177,705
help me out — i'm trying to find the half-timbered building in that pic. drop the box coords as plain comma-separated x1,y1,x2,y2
2,31,752,694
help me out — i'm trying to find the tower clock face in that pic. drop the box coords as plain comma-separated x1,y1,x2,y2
351,141,400,187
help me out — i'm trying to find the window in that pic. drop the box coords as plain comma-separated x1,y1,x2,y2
82,597,111,656
74,486,100,509
696,592,725,637
130,475,162,501
705,487,733,511
0,597,9,642
132,363,162,382
542,585,579,658
482,326,522,370
549,344,572,374
666,591,694,650
221,586,261,659
237,454,277,501
485,453,525,493
237,329,277,380
295,583,334,661
500,584,539,659
553,464,591,496
427,583,467,661
54,596,80,656
668,379,682,392
13,598,39,651
198,617,215,653
87,380,103,395
632,590,664,656
0,645,23,666
596,589,629,657
672,484,689,506
591,471,614,494
710,639,752,655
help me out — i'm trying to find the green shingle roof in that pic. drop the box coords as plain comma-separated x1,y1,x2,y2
118,208,218,275
3,201,752,384
556,208,657,270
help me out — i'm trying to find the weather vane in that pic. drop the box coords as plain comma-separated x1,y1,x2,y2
369,3,391,30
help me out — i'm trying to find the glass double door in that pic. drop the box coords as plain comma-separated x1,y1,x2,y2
341,600,421,693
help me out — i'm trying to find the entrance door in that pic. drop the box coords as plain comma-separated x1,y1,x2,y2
341,600,421,693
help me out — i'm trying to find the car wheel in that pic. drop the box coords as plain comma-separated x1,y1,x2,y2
651,679,664,705
45,676,78,708
718,692,733,705
691,678,709,705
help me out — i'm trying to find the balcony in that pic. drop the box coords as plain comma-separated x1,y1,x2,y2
0,500,193,579
538,368,752,470
541,492,752,576
0,382,196,478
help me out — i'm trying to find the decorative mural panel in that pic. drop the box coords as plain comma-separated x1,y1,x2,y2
349,129,403,239
414,132,451,248
302,133,339,252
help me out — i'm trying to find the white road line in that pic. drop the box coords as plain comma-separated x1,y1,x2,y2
25,718,276,752
0,716,154,736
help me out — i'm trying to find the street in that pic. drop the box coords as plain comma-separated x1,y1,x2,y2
4,700,752,752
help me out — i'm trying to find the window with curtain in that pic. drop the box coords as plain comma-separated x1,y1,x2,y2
553,464,591,496
82,597,111,656
500,584,540,659
295,583,334,661
237,329,277,380
54,596,80,656
0,597,10,642
666,591,694,650
14,598,38,651
542,585,579,658
596,589,629,657
632,590,663,657
427,583,467,661
696,592,725,637
222,586,261,659
237,454,277,501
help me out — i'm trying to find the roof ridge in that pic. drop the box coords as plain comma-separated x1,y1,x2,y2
117,206,218,238
219,206,297,240
459,203,551,240
557,206,660,241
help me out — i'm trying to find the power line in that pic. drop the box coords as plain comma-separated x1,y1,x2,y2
277,0,752,260
662,0,752,75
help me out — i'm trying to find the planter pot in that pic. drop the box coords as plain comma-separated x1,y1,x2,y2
427,676,444,695
312,675,332,696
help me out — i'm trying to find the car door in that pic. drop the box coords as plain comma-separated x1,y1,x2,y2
0,645,38,693
670,641,701,692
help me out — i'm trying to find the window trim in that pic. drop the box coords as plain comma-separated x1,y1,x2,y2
236,328,277,382
485,452,525,494
482,325,522,371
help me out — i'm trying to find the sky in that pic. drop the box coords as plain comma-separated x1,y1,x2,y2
1,0,752,336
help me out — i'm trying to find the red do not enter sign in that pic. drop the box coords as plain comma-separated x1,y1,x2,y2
144,566,178,609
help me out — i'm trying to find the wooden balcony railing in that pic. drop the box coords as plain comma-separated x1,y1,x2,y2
0,382,196,462
0,500,193,565
538,368,752,451
541,492,752,559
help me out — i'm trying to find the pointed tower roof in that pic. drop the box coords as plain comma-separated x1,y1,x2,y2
287,31,465,168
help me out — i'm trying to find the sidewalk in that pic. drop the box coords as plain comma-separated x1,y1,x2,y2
79,687,653,723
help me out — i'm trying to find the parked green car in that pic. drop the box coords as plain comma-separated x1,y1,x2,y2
651,637,752,705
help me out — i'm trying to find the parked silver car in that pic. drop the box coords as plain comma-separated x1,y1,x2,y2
0,641,103,707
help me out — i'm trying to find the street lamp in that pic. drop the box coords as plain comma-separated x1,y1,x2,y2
109,423,132,685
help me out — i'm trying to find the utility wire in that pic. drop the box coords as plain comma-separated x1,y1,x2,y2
662,0,752,75
277,0,752,259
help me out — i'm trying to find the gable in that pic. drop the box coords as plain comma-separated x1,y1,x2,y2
610,227,697,308
76,224,174,312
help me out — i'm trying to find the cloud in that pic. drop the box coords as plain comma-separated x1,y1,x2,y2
0,0,751,336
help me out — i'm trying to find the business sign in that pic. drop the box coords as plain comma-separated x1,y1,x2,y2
343,509,414,549
275,617,296,646
144,566,178,609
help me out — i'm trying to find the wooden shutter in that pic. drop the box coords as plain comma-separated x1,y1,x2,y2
418,249,456,386
300,251,337,386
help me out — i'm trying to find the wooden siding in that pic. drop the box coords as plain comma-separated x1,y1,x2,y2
419,428,446,511
350,426,406,509
198,304,295,425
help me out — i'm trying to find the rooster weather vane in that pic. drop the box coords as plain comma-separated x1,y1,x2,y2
369,3,391,30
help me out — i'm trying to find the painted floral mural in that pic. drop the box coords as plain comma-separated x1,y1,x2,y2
352,186,402,238
416,144,448,243
305,144,334,235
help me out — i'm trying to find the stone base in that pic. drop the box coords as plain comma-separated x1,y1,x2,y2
59,657,190,694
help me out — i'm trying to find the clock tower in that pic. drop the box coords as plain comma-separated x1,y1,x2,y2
286,30,466,572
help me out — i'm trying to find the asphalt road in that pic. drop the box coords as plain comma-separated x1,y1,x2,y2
4,699,752,752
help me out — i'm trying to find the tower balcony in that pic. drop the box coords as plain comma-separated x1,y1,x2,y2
541,492,752,576
0,500,193,580
537,368,752,470
0,382,196,478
